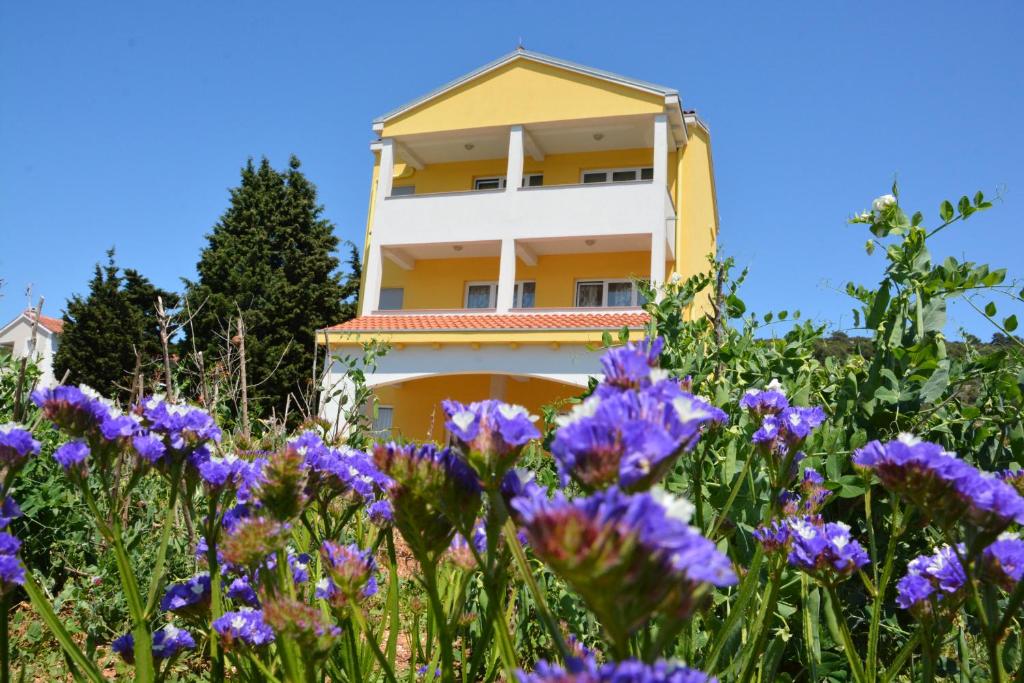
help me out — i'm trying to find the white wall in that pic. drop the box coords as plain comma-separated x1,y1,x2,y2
0,317,60,387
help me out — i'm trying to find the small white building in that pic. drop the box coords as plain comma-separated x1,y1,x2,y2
0,309,64,387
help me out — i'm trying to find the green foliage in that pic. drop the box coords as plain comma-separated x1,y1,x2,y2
54,249,177,400
184,156,350,425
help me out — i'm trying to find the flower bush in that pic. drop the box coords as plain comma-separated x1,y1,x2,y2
0,185,1022,682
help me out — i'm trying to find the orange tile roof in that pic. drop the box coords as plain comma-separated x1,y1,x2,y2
325,311,650,332
25,310,64,334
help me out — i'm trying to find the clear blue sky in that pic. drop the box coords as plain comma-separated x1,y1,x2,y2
2,2,1021,338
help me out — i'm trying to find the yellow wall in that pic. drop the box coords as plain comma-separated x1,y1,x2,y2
673,124,719,317
373,373,580,442
382,59,664,137
380,251,651,309
391,147,657,195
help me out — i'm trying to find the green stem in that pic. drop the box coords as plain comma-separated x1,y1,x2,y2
921,621,936,683
501,519,573,664
272,549,304,683
422,563,455,683
708,451,756,539
691,451,705,531
703,546,763,672
21,572,105,683
800,576,820,683
351,607,398,683
735,565,783,683
826,585,868,683
880,626,921,683
144,469,184,616
205,498,224,683
867,499,901,683
1,593,8,683
111,520,155,683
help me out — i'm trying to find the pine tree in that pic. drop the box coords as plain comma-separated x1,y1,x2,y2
184,156,349,423
338,242,362,322
54,250,177,399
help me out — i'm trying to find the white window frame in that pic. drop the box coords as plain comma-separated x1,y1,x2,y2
473,174,543,190
579,167,654,184
371,405,394,437
378,287,404,311
464,280,536,308
574,278,646,308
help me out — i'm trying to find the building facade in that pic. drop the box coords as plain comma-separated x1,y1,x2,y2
320,50,719,441
0,309,64,387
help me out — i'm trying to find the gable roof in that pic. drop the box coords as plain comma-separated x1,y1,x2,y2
0,309,63,338
374,49,681,128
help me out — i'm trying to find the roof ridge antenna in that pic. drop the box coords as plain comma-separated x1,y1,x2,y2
516,37,525,51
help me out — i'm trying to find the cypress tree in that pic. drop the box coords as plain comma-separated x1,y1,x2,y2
54,250,177,399
184,156,349,423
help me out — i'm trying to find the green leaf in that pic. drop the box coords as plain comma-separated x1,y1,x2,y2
974,191,985,206
778,310,788,320
985,301,997,317
919,360,950,403
874,387,900,404
939,200,954,222
1005,314,1019,333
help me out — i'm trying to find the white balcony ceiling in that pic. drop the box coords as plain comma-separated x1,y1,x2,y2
384,240,500,260
521,233,653,255
392,114,656,166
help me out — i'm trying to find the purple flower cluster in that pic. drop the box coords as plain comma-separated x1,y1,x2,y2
517,655,717,683
53,441,90,472
0,423,40,471
895,544,966,618
751,406,826,456
999,469,1024,497
780,468,832,515
980,534,1024,590
447,522,487,570
0,497,20,529
213,608,275,649
854,435,1024,535
442,399,540,479
32,385,132,444
738,380,789,416
551,341,726,491
197,454,264,494
133,396,221,472
317,541,378,608
0,530,25,593
511,485,735,634
160,572,211,616
294,432,392,518
373,442,482,557
111,624,196,663
754,515,869,583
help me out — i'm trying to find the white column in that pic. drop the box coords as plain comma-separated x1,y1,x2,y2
361,244,383,316
376,138,394,203
495,238,516,311
652,114,668,189
506,125,524,192
650,227,667,290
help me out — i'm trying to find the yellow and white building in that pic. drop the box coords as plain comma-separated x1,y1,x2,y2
320,49,719,441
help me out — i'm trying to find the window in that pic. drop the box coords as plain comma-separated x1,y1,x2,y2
579,167,654,184
473,174,543,190
575,279,646,308
378,288,404,310
371,406,394,436
391,185,415,196
464,281,536,308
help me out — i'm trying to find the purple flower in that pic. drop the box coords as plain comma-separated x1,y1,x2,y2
739,380,790,416
1000,469,1024,497
511,486,734,639
32,385,116,439
160,573,211,615
0,423,40,469
596,337,665,395
52,441,89,471
442,400,540,477
132,397,221,474
373,442,482,557
447,522,487,570
854,435,1024,535
981,534,1024,590
0,497,21,529
786,517,869,582
225,575,259,606
780,468,832,515
111,624,196,663
213,608,275,649
752,520,792,553
297,432,391,508
896,545,967,618
0,531,25,592
289,551,312,584
366,499,393,525
132,434,166,464
551,387,725,492
318,542,378,609
752,406,826,456
517,654,717,683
